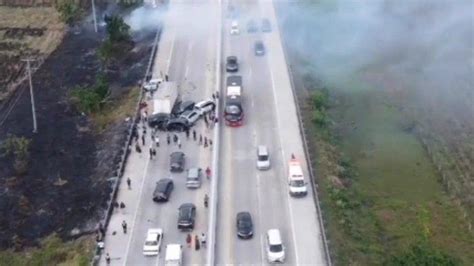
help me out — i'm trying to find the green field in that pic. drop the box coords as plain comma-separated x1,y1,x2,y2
303,76,474,265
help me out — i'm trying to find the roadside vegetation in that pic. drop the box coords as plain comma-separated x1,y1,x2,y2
298,71,474,265
0,134,30,175
0,235,93,266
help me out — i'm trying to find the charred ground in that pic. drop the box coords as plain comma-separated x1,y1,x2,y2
0,20,156,249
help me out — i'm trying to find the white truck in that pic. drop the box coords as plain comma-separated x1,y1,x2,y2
148,81,178,128
288,157,308,197
165,244,182,266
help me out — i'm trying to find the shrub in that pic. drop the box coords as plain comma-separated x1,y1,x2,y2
386,242,460,266
312,109,328,127
1,134,31,175
70,74,110,114
54,0,82,25
311,89,329,110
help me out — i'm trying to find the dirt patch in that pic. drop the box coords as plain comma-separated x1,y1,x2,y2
0,17,156,249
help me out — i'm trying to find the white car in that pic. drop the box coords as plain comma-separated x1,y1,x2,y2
266,229,285,263
194,99,216,115
256,145,271,170
143,228,163,256
180,110,201,125
230,20,240,35
144,78,163,91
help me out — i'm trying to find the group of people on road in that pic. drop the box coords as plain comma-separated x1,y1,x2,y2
186,233,207,250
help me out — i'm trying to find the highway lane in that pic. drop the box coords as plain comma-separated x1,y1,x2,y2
123,1,218,265
216,2,298,265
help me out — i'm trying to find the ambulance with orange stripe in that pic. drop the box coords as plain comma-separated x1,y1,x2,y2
288,155,308,197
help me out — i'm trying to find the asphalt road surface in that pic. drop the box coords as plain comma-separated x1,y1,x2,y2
215,0,327,265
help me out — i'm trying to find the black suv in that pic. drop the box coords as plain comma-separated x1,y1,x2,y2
226,56,239,72
177,203,196,230
254,41,265,56
236,211,254,239
170,151,185,172
153,178,174,202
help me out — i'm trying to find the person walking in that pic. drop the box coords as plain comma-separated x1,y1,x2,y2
199,135,203,145
204,116,209,127
212,93,216,100
201,233,207,248
149,147,153,159
209,139,213,146
167,134,171,145
186,233,192,248
204,194,209,208
185,129,190,139
105,253,111,264
193,130,197,140
151,134,155,143
122,220,127,234
204,137,208,148
195,235,200,250
155,136,160,147
178,139,182,149
173,134,178,143
126,177,131,189
135,143,142,153
205,167,211,179
141,135,145,146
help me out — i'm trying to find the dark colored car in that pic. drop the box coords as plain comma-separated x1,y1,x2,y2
261,18,271,32
254,41,265,56
177,203,196,230
153,178,174,202
236,211,253,239
166,117,190,132
170,151,185,172
173,100,195,116
247,19,258,33
226,56,239,72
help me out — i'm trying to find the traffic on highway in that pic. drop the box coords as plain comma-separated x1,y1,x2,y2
100,0,328,265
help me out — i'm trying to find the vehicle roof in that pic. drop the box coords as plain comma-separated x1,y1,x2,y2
226,75,242,86
188,167,201,177
231,20,238,26
227,55,237,60
170,151,185,159
195,99,215,107
267,229,282,244
179,203,195,209
289,160,303,175
165,244,182,260
146,228,163,241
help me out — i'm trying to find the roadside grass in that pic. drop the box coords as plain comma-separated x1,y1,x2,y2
301,76,474,265
92,86,140,133
0,7,65,56
0,234,93,266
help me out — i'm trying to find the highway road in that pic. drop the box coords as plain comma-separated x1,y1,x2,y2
215,0,327,265
101,0,218,265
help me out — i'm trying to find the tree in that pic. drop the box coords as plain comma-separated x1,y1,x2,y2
104,15,131,43
54,0,81,25
1,135,31,175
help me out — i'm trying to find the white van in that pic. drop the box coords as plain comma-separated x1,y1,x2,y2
165,244,182,266
266,229,285,263
256,145,271,170
230,20,240,35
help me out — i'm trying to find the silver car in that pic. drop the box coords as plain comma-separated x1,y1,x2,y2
186,167,202,188
180,110,201,125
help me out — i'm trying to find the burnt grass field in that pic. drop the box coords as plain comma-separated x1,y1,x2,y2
0,22,155,249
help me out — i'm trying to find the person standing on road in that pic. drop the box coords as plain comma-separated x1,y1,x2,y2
199,135,203,145
204,194,209,208
185,128,190,139
186,233,192,248
201,233,206,248
178,139,182,149
195,235,200,250
204,137,208,148
135,143,142,153
155,136,160,147
204,116,208,127
209,139,213,146
205,167,211,180
105,253,111,264
167,134,171,145
149,147,153,159
152,148,157,157
141,134,145,146
122,220,127,234
151,134,155,143
173,134,178,144
193,130,197,141
126,177,131,189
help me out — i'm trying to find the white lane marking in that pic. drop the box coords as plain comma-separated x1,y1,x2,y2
256,172,265,265
166,30,176,74
248,67,252,79
185,66,190,78
123,151,151,266
268,55,300,265
260,234,266,266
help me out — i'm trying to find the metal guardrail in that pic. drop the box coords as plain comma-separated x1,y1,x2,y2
272,1,333,265
92,25,162,264
206,0,223,265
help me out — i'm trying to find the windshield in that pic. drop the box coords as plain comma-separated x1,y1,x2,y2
258,155,269,161
145,240,158,246
225,105,242,115
270,244,283,253
290,180,305,187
